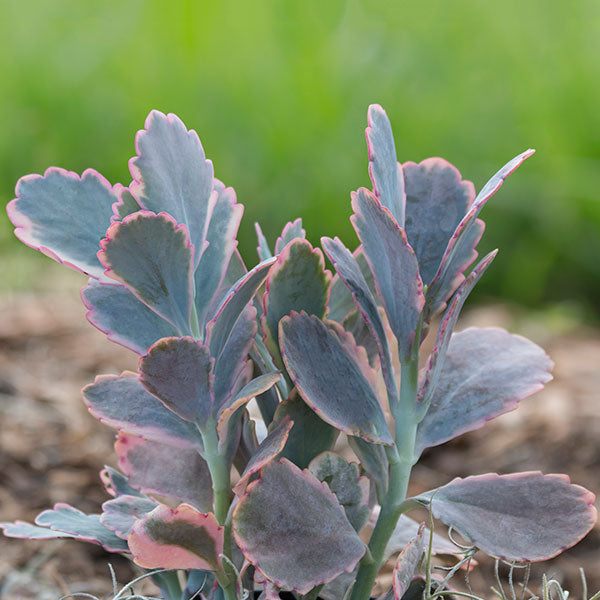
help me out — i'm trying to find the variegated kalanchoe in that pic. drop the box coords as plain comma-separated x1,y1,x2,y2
2,106,597,600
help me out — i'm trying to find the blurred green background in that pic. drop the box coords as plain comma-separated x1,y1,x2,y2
1,0,599,314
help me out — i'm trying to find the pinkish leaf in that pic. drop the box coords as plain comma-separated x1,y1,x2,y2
275,218,306,254
393,524,425,599
100,466,144,498
101,494,158,539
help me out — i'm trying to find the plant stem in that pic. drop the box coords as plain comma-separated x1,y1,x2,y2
152,571,182,600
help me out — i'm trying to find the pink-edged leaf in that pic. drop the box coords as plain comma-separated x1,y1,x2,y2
83,372,203,449
128,503,224,570
348,436,389,504
233,459,366,594
217,372,282,446
366,104,405,227
403,158,476,286
139,336,214,424
101,494,158,539
234,410,260,474
129,110,217,268
416,327,553,456
112,185,142,221
255,222,273,261
234,416,293,496
274,218,306,254
8,168,117,279
322,236,398,401
418,250,497,406
1,521,73,540
280,312,393,445
100,466,144,498
351,189,424,362
98,211,195,335
194,183,244,325
262,239,331,365
393,524,425,600
343,309,380,366
115,432,213,511
420,472,597,562
426,150,534,318
82,279,178,355
308,452,370,532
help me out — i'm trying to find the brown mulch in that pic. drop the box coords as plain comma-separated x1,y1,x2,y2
0,272,598,599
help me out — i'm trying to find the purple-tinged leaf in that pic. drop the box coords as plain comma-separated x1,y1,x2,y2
393,524,425,600
280,312,393,445
274,218,306,255
420,472,597,562
82,279,178,355
98,211,195,335
139,337,214,424
234,411,260,474
255,222,272,261
416,327,553,455
308,452,370,532
35,503,129,552
1,521,73,540
322,236,398,399
272,393,340,469
100,466,144,498
366,104,405,227
112,185,142,221
194,184,244,325
343,310,380,366
351,189,424,361
101,494,158,539
233,459,366,594
403,159,475,286
234,417,293,496
8,168,117,279
83,372,203,450
348,437,389,504
129,110,217,267
115,433,213,511
129,503,224,570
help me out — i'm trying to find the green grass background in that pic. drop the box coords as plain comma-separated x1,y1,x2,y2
1,0,599,313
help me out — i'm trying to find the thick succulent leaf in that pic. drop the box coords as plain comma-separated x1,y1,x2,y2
416,327,553,456
129,110,216,267
393,524,425,600
419,472,597,562
280,312,393,445
101,494,158,539
115,433,213,511
348,436,389,504
255,222,273,261
343,310,380,366
262,239,331,364
83,372,203,450
272,394,339,469
98,211,194,335
234,411,260,474
35,503,129,552
418,250,497,406
351,189,424,361
112,185,143,221
274,218,306,254
194,184,244,325
308,452,370,532
366,104,405,227
100,466,144,498
82,279,178,355
234,416,293,496
403,159,475,286
233,459,366,594
140,336,214,424
128,504,224,569
8,168,117,279
1,521,74,540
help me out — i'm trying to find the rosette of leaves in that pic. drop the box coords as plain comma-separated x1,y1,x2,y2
2,107,597,600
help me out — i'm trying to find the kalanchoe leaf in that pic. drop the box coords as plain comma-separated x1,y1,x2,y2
101,494,158,539
115,433,214,511
98,211,195,335
129,110,217,268
234,416,293,496
82,279,178,355
233,458,366,594
8,168,118,279
351,188,425,362
348,436,389,505
403,159,476,286
83,372,204,450
139,336,214,425
100,466,144,498
234,411,260,474
128,503,224,570
416,327,553,456
255,222,273,261
308,452,370,532
112,185,143,221
271,393,340,469
274,218,306,254
366,104,405,227
393,524,425,600
418,250,497,407
418,472,597,562
1,521,73,540
343,309,380,366
280,312,393,445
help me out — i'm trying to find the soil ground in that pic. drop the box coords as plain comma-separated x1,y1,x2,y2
0,273,598,599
